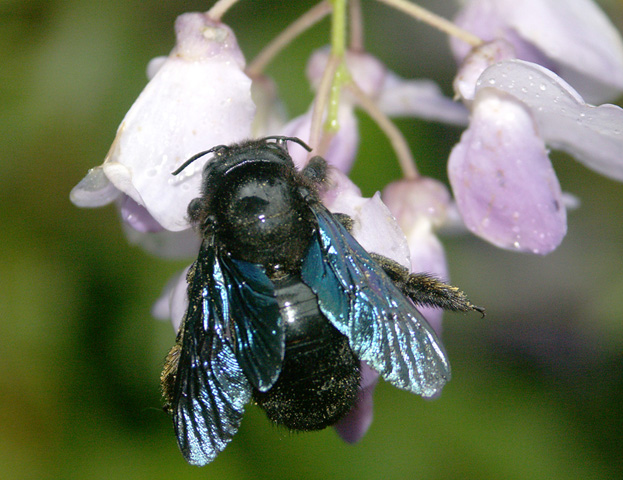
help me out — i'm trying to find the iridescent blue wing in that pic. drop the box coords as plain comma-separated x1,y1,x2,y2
220,256,284,392
171,239,251,466
301,205,451,398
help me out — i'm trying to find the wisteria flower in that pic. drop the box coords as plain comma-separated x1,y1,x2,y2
68,0,623,467
70,12,255,233
451,0,623,104
334,362,380,444
447,0,623,254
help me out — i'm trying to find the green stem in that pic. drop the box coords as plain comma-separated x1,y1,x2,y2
324,0,348,132
330,0,347,56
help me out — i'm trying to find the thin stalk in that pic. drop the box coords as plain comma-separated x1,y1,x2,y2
246,1,332,77
308,54,341,155
348,82,419,179
374,0,482,47
322,0,348,134
349,0,364,51
329,0,347,56
207,0,241,21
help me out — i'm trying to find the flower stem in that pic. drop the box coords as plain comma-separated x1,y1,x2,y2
349,0,364,51
322,0,348,133
207,0,241,21
308,54,341,154
246,1,332,77
374,0,482,47
348,82,419,179
330,0,347,57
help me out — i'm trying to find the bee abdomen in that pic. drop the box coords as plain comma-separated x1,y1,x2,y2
253,276,360,431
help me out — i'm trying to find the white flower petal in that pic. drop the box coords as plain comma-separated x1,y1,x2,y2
123,224,201,259
70,166,121,207
478,60,623,181
453,40,516,103
146,56,167,80
329,183,411,269
84,13,255,231
382,178,452,232
102,160,142,205
453,0,623,103
383,178,450,278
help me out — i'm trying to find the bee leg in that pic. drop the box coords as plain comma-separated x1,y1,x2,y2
370,253,485,316
301,155,329,185
332,213,354,232
161,342,182,413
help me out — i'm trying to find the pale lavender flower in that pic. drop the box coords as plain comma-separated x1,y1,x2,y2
152,266,191,331
281,47,469,173
334,362,380,443
446,0,623,254
451,0,623,104
70,12,255,233
449,85,567,254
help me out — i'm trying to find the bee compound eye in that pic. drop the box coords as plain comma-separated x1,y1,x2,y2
188,197,209,224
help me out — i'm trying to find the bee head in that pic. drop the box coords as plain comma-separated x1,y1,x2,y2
175,137,313,239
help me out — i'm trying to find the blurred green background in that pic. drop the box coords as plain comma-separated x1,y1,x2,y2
2,1,623,478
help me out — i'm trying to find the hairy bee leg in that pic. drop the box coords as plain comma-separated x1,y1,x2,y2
370,253,485,316
301,155,329,186
299,157,354,232
161,342,182,413
332,213,354,231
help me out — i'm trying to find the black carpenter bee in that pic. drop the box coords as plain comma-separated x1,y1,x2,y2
161,137,482,465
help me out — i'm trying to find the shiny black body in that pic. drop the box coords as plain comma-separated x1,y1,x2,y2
162,137,481,466
175,138,359,430
197,142,361,428
257,275,359,430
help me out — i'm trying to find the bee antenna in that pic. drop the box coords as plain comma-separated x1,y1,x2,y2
171,146,224,176
264,136,312,152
